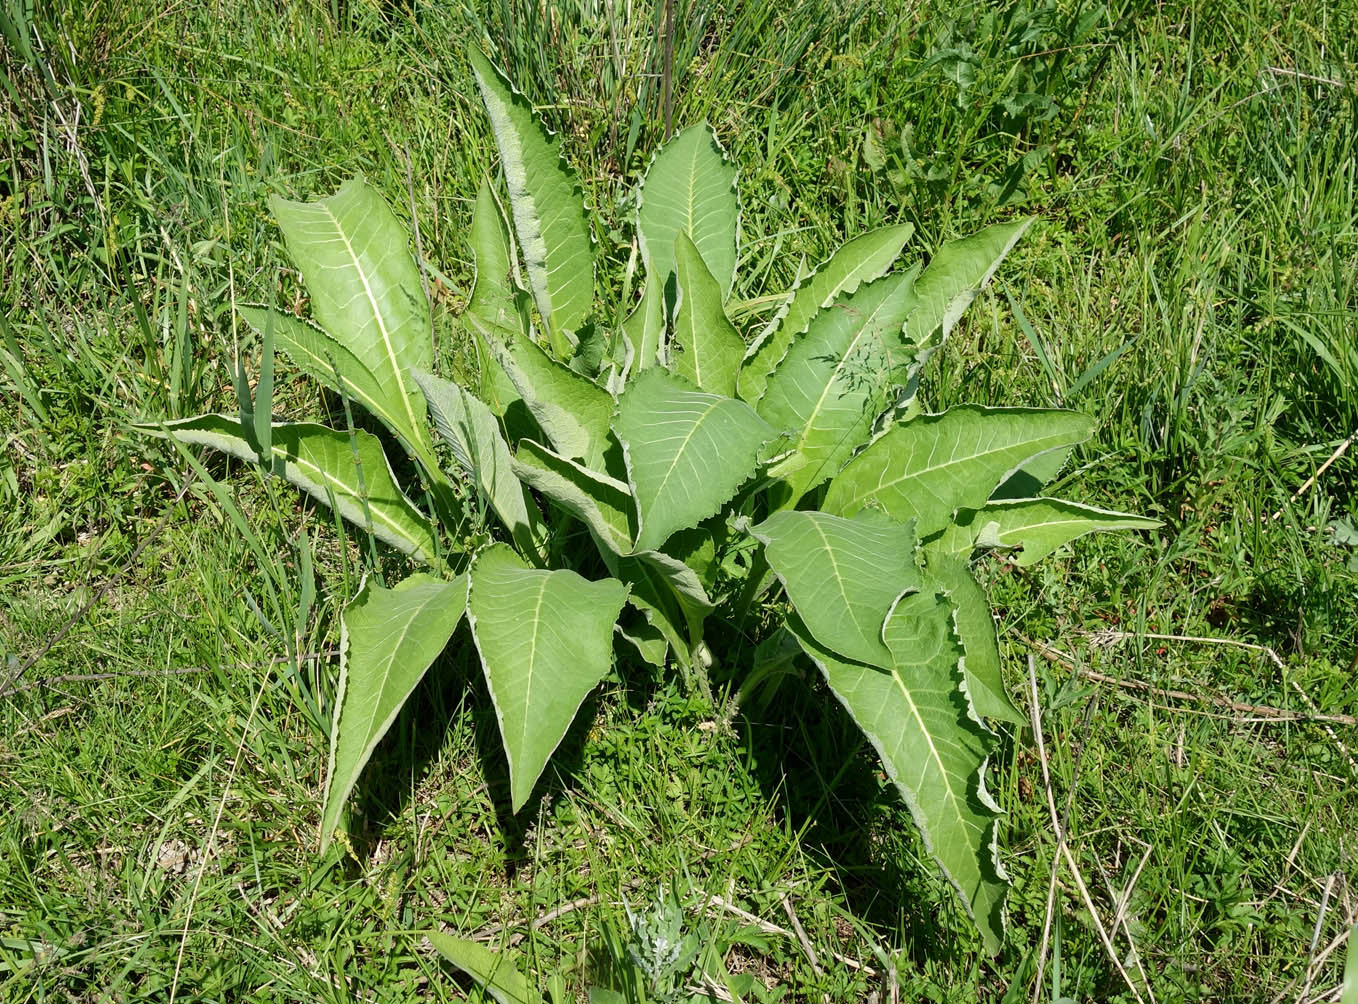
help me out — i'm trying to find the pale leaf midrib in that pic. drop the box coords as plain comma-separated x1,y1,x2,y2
849,429,1076,510
316,202,422,436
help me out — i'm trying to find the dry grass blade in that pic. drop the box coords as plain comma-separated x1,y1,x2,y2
1026,655,1151,1004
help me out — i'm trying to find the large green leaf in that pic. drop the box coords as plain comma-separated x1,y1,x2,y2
269,177,432,451
905,219,1032,350
922,553,1023,725
750,509,918,668
637,122,739,303
467,544,628,811
512,438,635,554
789,591,1005,953
670,231,745,397
938,498,1161,566
468,313,614,469
822,406,1094,537
738,223,914,403
614,368,774,553
468,47,593,339
426,932,542,1004
466,177,526,416
605,548,714,663
620,281,665,374
321,573,467,851
757,270,919,500
238,306,422,450
143,415,438,562
415,370,542,555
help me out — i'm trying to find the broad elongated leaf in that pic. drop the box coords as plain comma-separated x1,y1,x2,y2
426,932,542,1004
922,553,1023,725
822,406,1094,536
637,122,739,303
671,231,745,396
789,591,1005,953
468,313,614,469
468,176,523,330
620,281,665,373
758,270,919,500
269,177,432,450
738,223,914,403
466,177,526,416
750,509,918,668
322,573,467,850
605,548,714,662
614,368,774,553
415,370,542,554
940,497,1160,565
467,545,627,811
239,306,416,447
143,415,438,562
512,438,635,554
469,47,593,339
905,219,1031,349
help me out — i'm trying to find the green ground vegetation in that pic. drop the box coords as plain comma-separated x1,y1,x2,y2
2,0,1356,1000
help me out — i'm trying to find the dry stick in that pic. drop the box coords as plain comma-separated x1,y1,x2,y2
1299,874,1339,1004
1030,639,1358,727
0,650,339,700
1027,656,1149,1004
780,892,823,977
700,895,878,977
2,471,196,697
1271,428,1357,521
1290,681,1358,780
1091,629,1287,671
168,669,271,1004
1265,65,1350,88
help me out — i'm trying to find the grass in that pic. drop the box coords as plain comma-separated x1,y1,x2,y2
2,0,1356,999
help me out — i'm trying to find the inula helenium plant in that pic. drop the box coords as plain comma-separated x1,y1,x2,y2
138,46,1157,952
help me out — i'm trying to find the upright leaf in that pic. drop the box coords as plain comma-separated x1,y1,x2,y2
466,177,526,416
512,438,636,555
905,219,1031,349
426,932,542,1004
671,231,745,396
637,122,740,303
269,177,432,451
922,553,1023,725
789,591,1005,953
468,46,593,339
321,573,467,850
938,498,1161,565
758,270,919,500
415,370,543,555
467,545,628,811
750,509,918,668
614,368,774,553
739,223,914,403
468,176,523,330
606,548,714,663
822,406,1094,536
620,282,665,373
468,313,615,469
142,415,439,562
